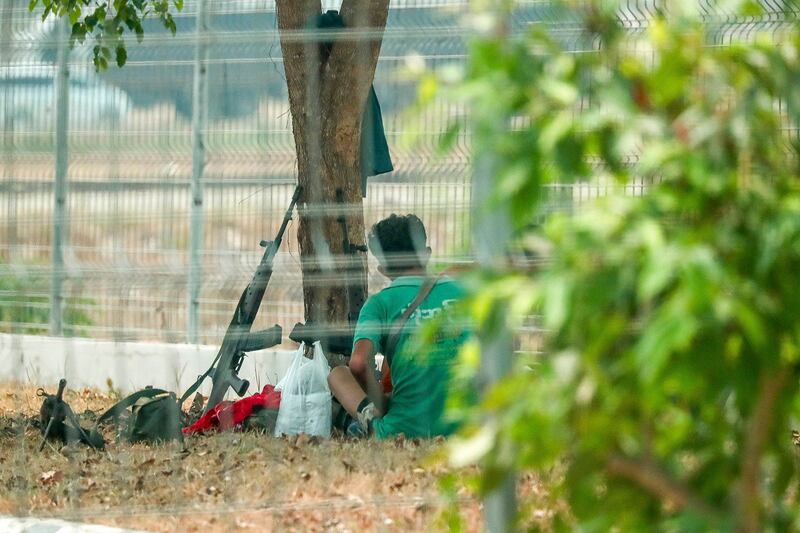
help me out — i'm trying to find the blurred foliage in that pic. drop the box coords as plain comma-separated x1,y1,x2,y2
30,0,183,70
0,267,93,336
436,0,800,530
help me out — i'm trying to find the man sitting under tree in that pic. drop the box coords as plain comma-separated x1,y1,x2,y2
328,214,468,438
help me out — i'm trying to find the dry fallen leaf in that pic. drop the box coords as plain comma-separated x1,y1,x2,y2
39,470,63,485
138,458,156,469
235,518,256,529
295,433,311,447
347,494,365,505
390,476,407,490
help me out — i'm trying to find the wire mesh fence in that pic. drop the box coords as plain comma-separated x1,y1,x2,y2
1,1,483,343
1,1,797,344
1,1,799,530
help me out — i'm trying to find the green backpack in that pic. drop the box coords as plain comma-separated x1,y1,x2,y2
97,388,185,444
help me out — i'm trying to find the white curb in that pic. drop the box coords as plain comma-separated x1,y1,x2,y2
0,333,295,396
0,516,150,533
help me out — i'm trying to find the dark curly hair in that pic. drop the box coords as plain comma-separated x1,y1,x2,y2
368,214,428,274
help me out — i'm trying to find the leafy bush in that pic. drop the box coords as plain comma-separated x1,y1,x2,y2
0,266,93,336
446,1,800,530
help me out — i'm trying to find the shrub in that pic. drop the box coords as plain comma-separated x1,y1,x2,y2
447,1,800,530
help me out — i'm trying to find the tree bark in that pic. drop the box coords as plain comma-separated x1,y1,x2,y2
275,0,390,347
737,368,790,533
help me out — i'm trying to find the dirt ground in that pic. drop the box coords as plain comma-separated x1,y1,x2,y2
0,385,555,532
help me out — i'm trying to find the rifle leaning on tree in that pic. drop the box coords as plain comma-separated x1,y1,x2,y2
182,185,303,414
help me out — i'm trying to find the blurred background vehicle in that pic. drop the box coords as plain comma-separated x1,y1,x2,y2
0,63,132,131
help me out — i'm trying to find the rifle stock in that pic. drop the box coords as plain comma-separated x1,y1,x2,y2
199,186,301,414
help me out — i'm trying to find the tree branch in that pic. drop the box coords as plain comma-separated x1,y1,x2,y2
607,455,718,519
738,368,791,533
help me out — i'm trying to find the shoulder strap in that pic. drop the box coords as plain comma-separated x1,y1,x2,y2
384,276,441,365
179,364,216,404
63,403,105,449
96,388,170,426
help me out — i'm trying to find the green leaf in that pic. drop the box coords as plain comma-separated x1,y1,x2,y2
133,20,144,43
638,304,699,383
68,5,80,24
732,301,767,351
448,423,497,468
164,13,177,35
70,22,87,45
94,54,108,72
539,111,574,153
115,44,127,68
542,275,570,331
438,121,461,155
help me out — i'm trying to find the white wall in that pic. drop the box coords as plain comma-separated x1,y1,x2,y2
0,333,295,397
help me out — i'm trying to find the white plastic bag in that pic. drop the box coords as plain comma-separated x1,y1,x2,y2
274,342,332,438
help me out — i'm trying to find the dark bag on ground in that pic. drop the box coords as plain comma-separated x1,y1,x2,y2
96,387,185,444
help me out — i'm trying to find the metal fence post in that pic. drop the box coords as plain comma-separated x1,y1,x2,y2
473,152,517,532
188,0,209,344
0,0,15,263
471,1,516,530
50,17,70,336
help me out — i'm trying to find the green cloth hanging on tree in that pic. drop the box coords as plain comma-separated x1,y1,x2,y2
311,10,394,196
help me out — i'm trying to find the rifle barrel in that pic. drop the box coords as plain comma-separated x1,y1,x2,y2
273,186,302,250
201,186,300,414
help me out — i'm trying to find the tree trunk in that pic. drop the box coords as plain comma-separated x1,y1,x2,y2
275,0,390,349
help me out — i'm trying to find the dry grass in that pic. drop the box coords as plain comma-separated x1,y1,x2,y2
0,384,481,532
0,384,560,532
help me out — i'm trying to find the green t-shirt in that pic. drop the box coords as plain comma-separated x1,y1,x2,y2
352,275,467,439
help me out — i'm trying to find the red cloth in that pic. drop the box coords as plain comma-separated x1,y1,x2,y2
380,359,393,394
183,384,281,434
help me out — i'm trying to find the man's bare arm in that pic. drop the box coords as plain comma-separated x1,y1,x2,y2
349,339,387,415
